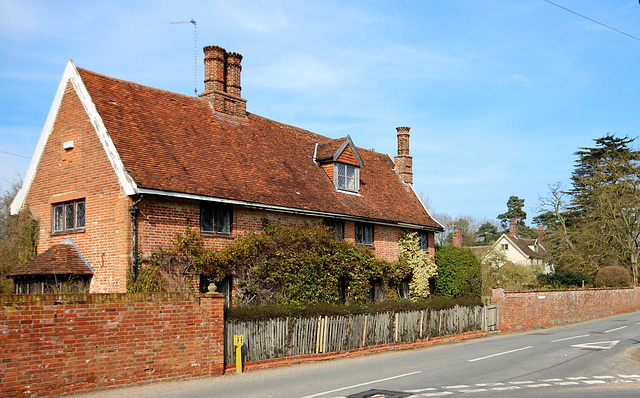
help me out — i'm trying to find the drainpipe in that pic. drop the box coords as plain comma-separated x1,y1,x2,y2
130,195,144,281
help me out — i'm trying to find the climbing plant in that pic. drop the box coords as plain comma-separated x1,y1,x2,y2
398,232,437,299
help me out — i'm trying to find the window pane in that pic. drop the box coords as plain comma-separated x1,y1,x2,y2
201,205,214,231
346,165,355,178
76,202,86,228
355,225,363,244
346,175,355,191
364,225,373,245
216,207,231,234
419,232,428,250
54,206,64,231
337,175,346,189
65,204,75,230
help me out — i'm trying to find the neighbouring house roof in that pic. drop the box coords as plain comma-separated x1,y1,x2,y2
501,234,548,259
7,238,94,277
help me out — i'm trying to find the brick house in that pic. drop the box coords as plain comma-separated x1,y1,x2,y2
10,45,443,295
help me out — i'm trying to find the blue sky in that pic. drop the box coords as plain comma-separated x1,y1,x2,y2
1,0,639,225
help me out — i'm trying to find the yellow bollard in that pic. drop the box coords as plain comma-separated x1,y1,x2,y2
233,334,244,373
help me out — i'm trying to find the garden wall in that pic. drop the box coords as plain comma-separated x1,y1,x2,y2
0,292,225,398
492,286,640,332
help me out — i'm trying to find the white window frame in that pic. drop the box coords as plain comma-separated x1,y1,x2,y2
334,163,359,193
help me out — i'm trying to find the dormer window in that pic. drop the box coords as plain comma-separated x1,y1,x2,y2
335,163,359,192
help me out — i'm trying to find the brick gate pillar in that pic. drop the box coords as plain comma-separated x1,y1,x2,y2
200,292,226,375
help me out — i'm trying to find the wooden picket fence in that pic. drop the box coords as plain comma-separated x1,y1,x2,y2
225,305,493,364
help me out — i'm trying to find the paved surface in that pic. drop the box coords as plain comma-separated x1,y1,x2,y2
75,311,640,398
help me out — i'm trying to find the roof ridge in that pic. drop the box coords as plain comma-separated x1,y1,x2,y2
77,67,205,103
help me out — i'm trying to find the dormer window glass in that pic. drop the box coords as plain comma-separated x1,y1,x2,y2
336,163,359,192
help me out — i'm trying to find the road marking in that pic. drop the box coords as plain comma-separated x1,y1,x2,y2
468,345,533,362
551,334,589,343
405,387,437,392
555,381,580,386
509,380,535,385
593,375,615,379
582,380,606,384
571,340,619,350
475,382,505,387
541,378,563,382
421,392,454,397
604,326,627,333
619,374,640,378
443,385,469,389
299,371,422,398
490,386,521,391
525,383,552,388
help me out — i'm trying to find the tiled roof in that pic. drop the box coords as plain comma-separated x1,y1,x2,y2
78,68,443,230
7,239,94,277
505,235,548,259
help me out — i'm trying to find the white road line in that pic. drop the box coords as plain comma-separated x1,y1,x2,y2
604,326,627,333
582,380,606,384
541,378,563,382
421,392,454,397
593,375,615,379
509,380,535,385
443,385,470,389
491,386,521,391
551,334,589,343
619,374,640,378
525,383,552,388
555,381,580,386
299,371,422,398
468,346,533,362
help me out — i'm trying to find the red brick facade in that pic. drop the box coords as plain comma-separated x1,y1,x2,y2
23,82,132,293
492,287,640,332
0,293,225,398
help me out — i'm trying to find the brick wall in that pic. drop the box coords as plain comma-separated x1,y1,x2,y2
22,82,132,293
0,293,225,397
492,287,640,332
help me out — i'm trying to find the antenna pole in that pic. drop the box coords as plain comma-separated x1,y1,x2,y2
170,19,198,96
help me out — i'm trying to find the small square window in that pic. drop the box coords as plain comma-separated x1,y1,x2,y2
501,243,509,250
52,199,86,234
355,223,374,246
335,163,359,192
200,203,232,235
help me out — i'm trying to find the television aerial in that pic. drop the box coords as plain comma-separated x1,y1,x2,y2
170,19,198,96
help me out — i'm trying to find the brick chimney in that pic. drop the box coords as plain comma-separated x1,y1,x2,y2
200,45,247,117
394,126,413,184
509,218,518,238
452,230,462,247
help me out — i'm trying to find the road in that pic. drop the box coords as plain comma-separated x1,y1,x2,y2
77,311,640,398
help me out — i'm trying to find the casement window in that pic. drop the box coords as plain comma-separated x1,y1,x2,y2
397,279,410,299
323,219,344,241
334,163,359,192
200,203,232,235
52,199,85,234
355,223,374,246
501,243,509,250
418,231,429,251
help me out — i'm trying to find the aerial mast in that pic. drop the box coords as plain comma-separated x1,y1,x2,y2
170,19,197,96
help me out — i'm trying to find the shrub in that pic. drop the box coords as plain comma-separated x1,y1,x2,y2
434,246,481,298
594,265,632,288
537,269,591,288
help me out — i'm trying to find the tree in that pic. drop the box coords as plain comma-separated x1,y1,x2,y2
538,135,640,283
497,196,527,229
570,135,640,283
0,182,39,293
476,222,501,245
